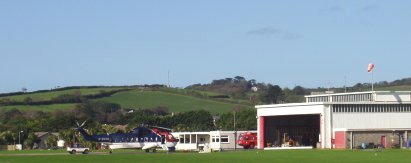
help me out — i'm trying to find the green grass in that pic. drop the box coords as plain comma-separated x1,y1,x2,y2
167,88,253,106
0,104,77,112
1,149,411,163
192,90,227,97
0,149,67,154
0,87,124,102
98,90,250,114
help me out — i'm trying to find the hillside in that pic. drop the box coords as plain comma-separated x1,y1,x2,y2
98,90,249,114
0,103,76,112
2,76,411,114
0,87,123,102
0,87,251,114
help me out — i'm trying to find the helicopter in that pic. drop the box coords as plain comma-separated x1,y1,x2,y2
75,121,177,153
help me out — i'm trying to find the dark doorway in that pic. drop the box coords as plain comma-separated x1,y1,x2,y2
264,114,320,148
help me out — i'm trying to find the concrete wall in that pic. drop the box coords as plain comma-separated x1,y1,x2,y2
375,92,411,102
323,105,332,149
210,132,235,150
210,131,251,150
352,131,399,148
257,103,324,117
333,113,411,129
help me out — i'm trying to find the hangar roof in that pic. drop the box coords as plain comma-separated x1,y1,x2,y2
305,91,411,103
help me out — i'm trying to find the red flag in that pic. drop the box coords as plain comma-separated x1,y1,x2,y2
367,63,374,73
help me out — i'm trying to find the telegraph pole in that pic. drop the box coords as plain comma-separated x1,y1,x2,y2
234,111,237,150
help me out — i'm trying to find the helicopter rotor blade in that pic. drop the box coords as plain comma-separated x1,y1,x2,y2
75,120,80,127
80,120,87,127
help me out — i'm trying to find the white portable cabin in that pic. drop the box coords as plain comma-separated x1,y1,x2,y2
172,130,256,151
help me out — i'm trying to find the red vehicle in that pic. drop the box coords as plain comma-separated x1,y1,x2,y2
237,132,257,149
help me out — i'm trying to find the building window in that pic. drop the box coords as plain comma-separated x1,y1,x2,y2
212,136,220,143
220,135,229,143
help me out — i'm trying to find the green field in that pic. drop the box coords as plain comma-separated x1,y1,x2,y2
0,149,411,163
371,85,411,91
0,88,251,113
166,88,253,106
98,90,250,114
0,103,77,112
0,87,124,102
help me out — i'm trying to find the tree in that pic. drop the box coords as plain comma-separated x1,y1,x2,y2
293,86,306,95
0,109,23,124
152,106,170,116
23,133,38,149
282,88,305,103
0,131,16,145
102,124,120,134
234,76,246,84
235,109,257,130
59,129,75,147
73,101,121,124
45,135,58,149
172,110,214,131
215,109,257,131
215,112,234,131
260,84,282,104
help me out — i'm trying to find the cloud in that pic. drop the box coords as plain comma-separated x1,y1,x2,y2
247,28,302,40
282,32,303,40
247,28,280,35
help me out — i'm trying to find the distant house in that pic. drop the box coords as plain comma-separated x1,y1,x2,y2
34,132,60,149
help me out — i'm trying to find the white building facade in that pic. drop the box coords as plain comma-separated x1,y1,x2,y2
257,91,411,149
172,131,256,151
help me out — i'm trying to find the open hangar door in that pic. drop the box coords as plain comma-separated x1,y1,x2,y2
263,114,320,148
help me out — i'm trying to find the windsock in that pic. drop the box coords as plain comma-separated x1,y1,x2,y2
367,63,375,73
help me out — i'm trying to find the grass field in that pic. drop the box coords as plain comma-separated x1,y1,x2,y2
165,88,254,106
0,149,410,163
0,103,77,112
0,87,124,102
98,90,250,114
0,88,251,114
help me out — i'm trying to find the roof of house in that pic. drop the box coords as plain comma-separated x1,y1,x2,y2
34,132,59,138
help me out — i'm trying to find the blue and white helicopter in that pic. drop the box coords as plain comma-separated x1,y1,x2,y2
75,121,177,152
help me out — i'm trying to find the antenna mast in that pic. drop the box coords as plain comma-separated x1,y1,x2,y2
168,70,170,88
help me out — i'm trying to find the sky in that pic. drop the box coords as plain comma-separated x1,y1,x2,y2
1,0,411,93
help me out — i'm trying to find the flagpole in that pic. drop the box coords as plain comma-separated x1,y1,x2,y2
371,70,374,92
368,63,375,92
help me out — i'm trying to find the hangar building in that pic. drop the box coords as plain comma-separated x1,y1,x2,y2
256,91,411,149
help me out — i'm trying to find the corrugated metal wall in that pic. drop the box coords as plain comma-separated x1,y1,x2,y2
333,113,411,129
